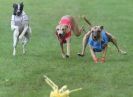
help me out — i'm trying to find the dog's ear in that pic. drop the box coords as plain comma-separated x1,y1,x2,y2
20,2,24,10
13,3,17,15
56,25,60,35
65,25,71,33
20,2,24,7
100,26,104,30
90,26,95,32
13,3,17,8
55,31,61,42
55,31,58,35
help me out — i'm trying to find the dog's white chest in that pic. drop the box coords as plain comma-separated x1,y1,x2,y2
13,16,23,26
11,12,28,27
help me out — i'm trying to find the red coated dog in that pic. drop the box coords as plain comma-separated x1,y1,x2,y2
55,15,83,58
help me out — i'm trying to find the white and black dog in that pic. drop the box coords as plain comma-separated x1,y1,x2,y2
11,2,31,56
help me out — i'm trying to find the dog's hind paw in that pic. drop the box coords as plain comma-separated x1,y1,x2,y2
13,52,16,56
13,49,16,56
120,50,127,55
23,50,26,55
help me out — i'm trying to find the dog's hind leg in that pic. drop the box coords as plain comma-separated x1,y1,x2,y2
22,36,28,54
13,29,19,56
78,31,91,56
19,24,29,40
106,32,127,55
111,38,127,54
70,16,83,37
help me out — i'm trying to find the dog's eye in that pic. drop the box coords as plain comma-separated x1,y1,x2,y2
62,28,65,31
93,32,97,35
56,29,59,31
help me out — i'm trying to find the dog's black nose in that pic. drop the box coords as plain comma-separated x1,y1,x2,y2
59,34,63,37
16,12,21,16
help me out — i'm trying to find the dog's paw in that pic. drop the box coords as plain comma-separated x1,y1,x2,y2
19,35,23,40
65,55,69,58
13,52,16,56
120,50,127,55
62,54,69,58
93,57,98,63
100,57,105,63
77,53,84,57
62,54,66,58
23,50,26,55
13,49,16,56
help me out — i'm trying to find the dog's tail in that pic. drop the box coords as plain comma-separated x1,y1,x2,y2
82,16,92,27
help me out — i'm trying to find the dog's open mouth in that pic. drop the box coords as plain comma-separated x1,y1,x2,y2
58,33,65,38
59,34,63,37
93,35,100,41
93,36,97,41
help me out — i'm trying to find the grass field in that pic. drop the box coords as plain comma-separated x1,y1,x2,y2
0,0,133,97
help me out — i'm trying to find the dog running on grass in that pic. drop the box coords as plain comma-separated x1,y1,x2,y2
55,15,83,58
11,2,31,56
78,17,127,63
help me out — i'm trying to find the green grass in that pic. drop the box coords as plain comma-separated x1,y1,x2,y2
0,0,133,97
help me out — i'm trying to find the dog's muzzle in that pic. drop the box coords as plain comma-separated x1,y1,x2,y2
59,34,63,37
58,32,65,38
16,12,21,16
93,36,98,41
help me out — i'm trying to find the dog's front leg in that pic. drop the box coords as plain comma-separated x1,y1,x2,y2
101,45,108,63
19,25,28,40
106,32,127,54
60,43,66,58
78,31,91,56
66,38,70,58
19,19,29,40
13,27,19,56
89,46,98,63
